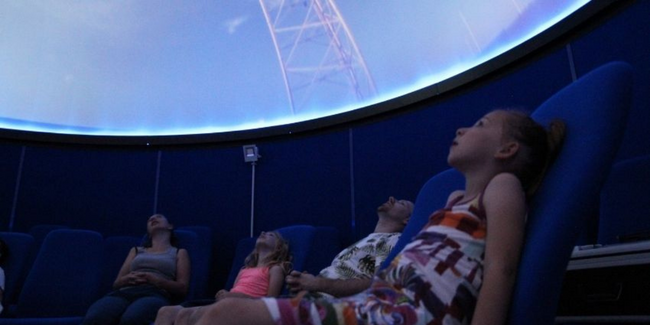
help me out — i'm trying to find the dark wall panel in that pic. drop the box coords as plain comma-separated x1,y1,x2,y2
570,0,650,161
0,143,23,231
13,146,157,235
253,131,353,242
157,146,251,237
156,145,252,291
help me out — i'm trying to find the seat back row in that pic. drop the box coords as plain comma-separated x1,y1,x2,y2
0,225,340,325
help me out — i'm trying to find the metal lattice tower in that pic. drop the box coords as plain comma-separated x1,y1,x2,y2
259,0,377,115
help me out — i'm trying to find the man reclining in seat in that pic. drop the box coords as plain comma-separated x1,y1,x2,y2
285,196,413,297
155,196,413,325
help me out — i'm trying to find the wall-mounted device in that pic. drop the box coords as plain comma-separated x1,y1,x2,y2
242,144,260,162
243,144,260,237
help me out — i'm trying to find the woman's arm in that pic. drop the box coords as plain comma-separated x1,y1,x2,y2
142,248,191,298
471,173,526,325
112,247,138,289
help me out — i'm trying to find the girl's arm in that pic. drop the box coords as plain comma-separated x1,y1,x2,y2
264,264,286,297
471,173,526,325
142,248,191,298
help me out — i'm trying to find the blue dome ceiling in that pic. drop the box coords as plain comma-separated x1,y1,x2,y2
0,0,589,137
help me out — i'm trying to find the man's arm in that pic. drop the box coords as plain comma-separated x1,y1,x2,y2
285,271,372,297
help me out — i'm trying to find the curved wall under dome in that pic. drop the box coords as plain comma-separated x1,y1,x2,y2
0,0,610,145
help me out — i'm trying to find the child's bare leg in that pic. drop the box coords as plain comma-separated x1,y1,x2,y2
174,306,209,325
193,298,275,325
155,305,183,325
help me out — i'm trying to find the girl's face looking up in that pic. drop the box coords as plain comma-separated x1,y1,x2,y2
256,231,278,248
447,111,512,170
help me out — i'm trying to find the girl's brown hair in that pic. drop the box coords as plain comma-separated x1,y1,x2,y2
244,231,292,274
501,110,566,199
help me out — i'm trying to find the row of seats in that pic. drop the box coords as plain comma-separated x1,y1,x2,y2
0,225,341,325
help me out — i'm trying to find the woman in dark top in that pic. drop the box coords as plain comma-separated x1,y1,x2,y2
82,214,191,325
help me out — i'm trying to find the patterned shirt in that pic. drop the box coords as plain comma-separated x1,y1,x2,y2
319,232,401,280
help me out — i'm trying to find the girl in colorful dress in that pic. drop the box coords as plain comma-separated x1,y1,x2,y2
155,231,292,325
186,109,565,325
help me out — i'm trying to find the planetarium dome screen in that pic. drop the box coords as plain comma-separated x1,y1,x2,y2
0,0,589,137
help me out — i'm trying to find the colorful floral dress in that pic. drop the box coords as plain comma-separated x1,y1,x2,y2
263,194,487,325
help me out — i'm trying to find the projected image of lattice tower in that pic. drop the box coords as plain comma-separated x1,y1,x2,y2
259,0,377,115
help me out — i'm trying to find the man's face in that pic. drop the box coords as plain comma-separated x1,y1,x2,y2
377,196,414,225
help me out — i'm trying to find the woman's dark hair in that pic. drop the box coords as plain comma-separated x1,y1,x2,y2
501,110,566,199
0,238,9,265
142,214,179,248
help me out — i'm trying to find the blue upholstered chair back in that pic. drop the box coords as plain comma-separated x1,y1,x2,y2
0,232,35,310
100,235,143,295
15,229,105,318
226,236,256,290
27,224,70,253
302,226,341,275
598,154,650,244
25,224,70,275
178,226,214,298
174,229,201,301
509,61,633,324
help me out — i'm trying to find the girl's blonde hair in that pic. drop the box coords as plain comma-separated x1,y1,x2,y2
244,231,292,274
500,110,566,199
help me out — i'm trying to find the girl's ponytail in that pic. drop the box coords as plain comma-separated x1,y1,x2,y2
525,119,566,198
501,109,566,200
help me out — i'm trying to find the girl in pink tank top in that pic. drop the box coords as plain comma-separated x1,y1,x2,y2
155,230,292,325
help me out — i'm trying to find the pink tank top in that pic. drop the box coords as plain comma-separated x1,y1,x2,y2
230,266,270,297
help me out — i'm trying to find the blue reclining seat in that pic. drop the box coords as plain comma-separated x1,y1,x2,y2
0,229,105,325
173,229,201,302
510,61,633,324
100,235,143,296
24,225,70,280
0,232,35,316
178,226,214,299
302,226,341,275
225,236,256,290
27,224,70,256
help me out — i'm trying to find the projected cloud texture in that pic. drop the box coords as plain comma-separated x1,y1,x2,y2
0,0,588,136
